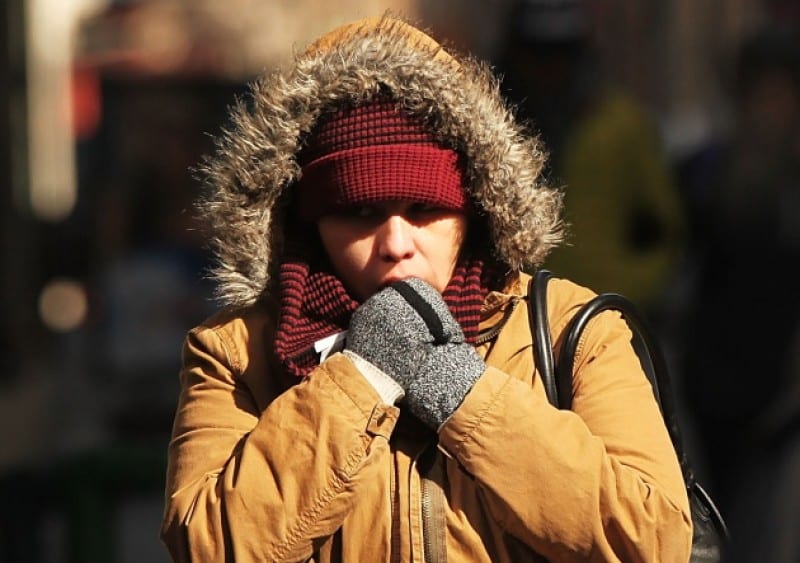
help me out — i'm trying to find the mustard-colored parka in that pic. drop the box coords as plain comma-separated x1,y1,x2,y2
161,274,691,562
160,16,692,562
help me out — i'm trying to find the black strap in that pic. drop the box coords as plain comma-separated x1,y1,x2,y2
528,270,691,478
559,292,691,477
529,270,557,405
391,280,448,345
528,269,729,545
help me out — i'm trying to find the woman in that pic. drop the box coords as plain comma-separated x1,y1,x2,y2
160,16,691,562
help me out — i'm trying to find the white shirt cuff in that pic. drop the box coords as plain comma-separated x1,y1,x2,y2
342,350,405,405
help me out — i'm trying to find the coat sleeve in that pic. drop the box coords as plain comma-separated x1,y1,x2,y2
160,321,398,563
438,308,692,562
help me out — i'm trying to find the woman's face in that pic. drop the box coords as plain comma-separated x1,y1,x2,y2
317,201,468,300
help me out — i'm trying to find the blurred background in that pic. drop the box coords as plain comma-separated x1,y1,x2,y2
0,0,798,561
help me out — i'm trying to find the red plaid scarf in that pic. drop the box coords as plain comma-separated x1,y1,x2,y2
274,247,500,378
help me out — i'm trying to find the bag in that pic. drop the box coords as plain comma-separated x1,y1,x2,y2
528,269,728,563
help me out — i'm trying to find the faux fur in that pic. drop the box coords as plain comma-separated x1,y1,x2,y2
197,15,564,307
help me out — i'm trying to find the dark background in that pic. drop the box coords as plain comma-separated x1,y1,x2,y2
1,0,798,561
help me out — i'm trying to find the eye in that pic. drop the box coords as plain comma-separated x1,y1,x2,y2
407,202,442,218
351,205,378,219
333,205,378,220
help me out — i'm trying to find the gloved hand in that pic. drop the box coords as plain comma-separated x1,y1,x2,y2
345,277,485,430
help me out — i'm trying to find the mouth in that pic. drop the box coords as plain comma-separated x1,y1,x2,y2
380,276,407,288
379,275,416,290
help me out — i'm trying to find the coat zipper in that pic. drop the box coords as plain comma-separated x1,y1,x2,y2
476,297,519,346
390,455,401,563
420,445,446,563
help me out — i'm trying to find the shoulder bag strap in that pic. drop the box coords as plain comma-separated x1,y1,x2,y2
527,269,729,546
529,269,558,406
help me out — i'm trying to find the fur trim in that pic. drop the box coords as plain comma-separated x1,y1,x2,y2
198,15,564,307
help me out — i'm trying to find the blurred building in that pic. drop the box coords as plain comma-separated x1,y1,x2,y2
0,0,794,561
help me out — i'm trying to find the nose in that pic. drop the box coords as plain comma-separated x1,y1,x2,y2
377,215,415,262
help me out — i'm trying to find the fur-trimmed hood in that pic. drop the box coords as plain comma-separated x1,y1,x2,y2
198,15,564,307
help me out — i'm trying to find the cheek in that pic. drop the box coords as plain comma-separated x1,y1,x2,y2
330,243,375,300
446,227,465,261
428,216,468,289
318,221,374,296
445,217,467,256
332,240,371,275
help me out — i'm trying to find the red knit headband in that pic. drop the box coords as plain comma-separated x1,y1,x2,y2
294,99,470,221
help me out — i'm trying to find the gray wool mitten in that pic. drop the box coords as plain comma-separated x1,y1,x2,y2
345,278,485,429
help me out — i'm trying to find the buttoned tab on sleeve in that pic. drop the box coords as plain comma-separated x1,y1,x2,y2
161,319,398,563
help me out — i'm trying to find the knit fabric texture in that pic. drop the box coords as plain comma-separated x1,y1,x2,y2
295,99,470,222
272,220,503,378
345,278,485,429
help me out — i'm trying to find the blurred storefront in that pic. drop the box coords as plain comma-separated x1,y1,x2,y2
3,2,424,561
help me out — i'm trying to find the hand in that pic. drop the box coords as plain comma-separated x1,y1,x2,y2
346,278,485,429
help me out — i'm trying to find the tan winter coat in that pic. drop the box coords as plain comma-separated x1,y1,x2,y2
161,273,691,562
160,16,691,562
